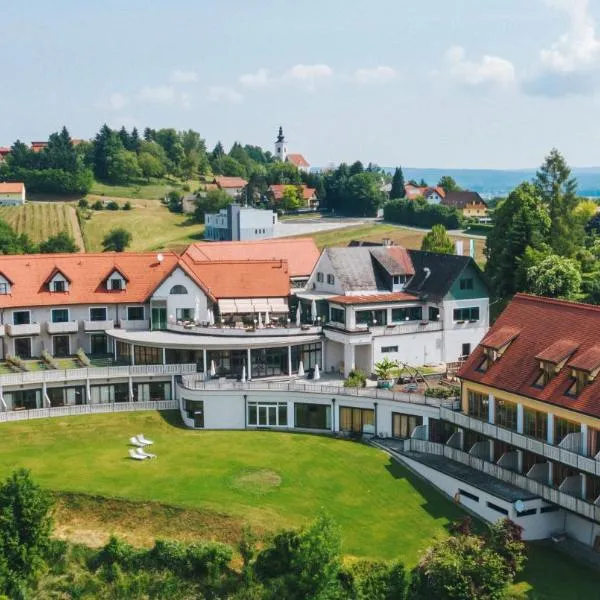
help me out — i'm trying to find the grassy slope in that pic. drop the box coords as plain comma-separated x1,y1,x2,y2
90,177,199,201
0,203,83,247
0,412,598,598
81,199,204,252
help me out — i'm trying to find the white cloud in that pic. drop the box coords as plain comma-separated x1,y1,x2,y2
540,0,600,72
138,85,177,103
171,69,199,83
208,86,243,104
180,92,192,109
239,68,272,88
108,92,128,111
283,63,333,89
444,46,516,87
352,66,397,84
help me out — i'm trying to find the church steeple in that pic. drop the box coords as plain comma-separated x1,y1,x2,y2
274,126,287,162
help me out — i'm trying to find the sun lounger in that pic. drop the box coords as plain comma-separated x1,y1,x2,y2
129,436,145,447
137,434,154,445
128,449,147,460
135,447,156,459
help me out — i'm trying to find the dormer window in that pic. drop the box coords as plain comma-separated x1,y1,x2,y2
53,280,66,293
106,268,128,291
111,278,123,290
46,270,70,293
566,369,591,398
478,326,521,372
533,360,558,388
533,339,579,389
0,273,12,295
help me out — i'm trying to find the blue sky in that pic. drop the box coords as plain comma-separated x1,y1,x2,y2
2,0,600,169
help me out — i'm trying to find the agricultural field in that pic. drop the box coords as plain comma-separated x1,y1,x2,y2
90,177,200,201
0,202,84,249
81,198,204,252
0,411,597,598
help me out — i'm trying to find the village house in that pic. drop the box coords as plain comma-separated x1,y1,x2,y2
0,182,26,206
268,184,318,209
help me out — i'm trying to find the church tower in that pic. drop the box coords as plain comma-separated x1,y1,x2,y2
275,126,287,162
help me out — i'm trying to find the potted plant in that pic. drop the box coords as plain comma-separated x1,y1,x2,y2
375,357,398,389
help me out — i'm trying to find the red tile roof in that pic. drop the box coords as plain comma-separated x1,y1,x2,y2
269,184,316,201
0,183,25,194
535,339,579,364
184,238,319,278
459,294,600,419
481,326,521,350
214,176,247,189
286,154,310,168
0,148,10,155
328,292,418,305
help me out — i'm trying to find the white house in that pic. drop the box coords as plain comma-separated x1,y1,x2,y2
0,182,26,206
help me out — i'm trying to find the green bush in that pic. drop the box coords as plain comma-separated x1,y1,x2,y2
123,201,132,210
344,370,367,388
182,184,191,192
91,200,103,210
384,198,463,229
424,386,456,399
78,198,89,209
106,201,120,211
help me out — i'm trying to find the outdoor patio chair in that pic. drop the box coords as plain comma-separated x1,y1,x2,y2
135,447,156,459
129,436,145,447
136,434,154,445
128,449,147,460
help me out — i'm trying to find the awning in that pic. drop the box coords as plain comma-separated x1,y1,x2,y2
218,298,289,314
235,299,254,312
268,300,288,313
218,299,237,314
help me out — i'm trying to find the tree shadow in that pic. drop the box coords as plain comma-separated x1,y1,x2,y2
157,409,189,430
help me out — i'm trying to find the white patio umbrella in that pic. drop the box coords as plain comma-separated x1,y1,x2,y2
257,312,263,329
265,308,270,325
194,295,200,323
298,361,305,377
313,363,320,380
241,365,246,383
295,304,301,327
208,307,215,326
210,360,216,377
311,299,317,323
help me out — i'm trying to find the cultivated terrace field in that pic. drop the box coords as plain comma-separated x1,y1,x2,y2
0,411,597,598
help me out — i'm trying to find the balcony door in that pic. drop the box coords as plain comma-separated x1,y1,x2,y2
14,337,31,359
151,306,167,330
53,335,70,358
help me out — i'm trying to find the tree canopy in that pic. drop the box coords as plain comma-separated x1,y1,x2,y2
390,167,406,199
102,227,132,252
421,224,454,254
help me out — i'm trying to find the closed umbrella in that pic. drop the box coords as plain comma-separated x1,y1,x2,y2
210,360,216,377
265,308,270,326
298,361,305,377
241,365,246,383
258,312,263,329
296,304,301,327
207,307,215,326
311,299,317,323
313,363,320,380
194,296,200,323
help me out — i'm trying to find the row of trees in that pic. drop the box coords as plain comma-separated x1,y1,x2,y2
384,198,463,229
0,469,526,599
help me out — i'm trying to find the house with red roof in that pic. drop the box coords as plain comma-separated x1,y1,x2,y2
274,126,310,172
0,148,10,163
0,182,26,205
268,184,318,209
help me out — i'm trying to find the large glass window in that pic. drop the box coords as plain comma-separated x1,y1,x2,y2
183,399,204,420
90,307,107,321
290,343,321,373
453,307,480,322
166,348,202,371
554,416,580,446
90,384,129,404
134,345,162,365
392,413,423,439
176,308,194,321
523,407,547,441
251,347,287,378
339,406,375,434
13,311,30,325
47,386,85,407
116,341,131,365
4,389,41,411
356,309,387,326
467,390,489,421
53,335,70,358
247,402,288,427
330,307,345,324
135,382,171,402
90,333,108,356
495,398,517,431
392,306,422,322
14,337,32,359
207,349,246,378
127,306,145,321
51,309,69,323
295,403,331,430
428,306,440,321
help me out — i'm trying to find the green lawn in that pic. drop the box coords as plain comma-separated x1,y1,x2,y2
0,411,597,598
89,178,200,201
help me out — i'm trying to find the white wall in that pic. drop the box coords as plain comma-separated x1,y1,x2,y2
151,268,209,323
372,330,443,367
306,251,345,296
442,298,489,362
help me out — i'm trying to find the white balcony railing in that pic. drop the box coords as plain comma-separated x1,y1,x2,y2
47,321,79,334
83,320,114,332
440,406,600,477
117,319,150,331
6,323,41,336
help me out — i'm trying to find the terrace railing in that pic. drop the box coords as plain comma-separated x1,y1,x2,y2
180,376,458,408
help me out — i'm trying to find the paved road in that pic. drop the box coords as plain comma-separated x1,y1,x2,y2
272,217,367,238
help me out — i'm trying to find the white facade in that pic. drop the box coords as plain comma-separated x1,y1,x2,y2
151,267,209,324
0,184,26,206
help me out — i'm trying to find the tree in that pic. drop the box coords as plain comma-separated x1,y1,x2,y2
374,357,398,380
39,231,78,253
102,228,132,252
526,254,582,299
340,559,407,600
138,152,166,181
487,519,526,580
211,155,247,178
0,469,53,595
484,182,551,298
194,189,230,223
0,219,36,254
107,149,141,184
165,190,183,214
280,185,302,211
345,172,384,217
390,166,406,199
534,148,580,256
421,224,454,254
438,175,461,193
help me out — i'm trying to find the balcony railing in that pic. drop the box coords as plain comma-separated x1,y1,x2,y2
47,321,79,334
167,323,321,337
6,323,41,336
117,319,150,331
375,321,443,336
440,406,600,477
84,319,114,332
406,438,600,522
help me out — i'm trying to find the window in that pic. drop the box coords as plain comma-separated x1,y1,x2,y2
461,343,471,358
393,275,408,285
486,502,509,516
533,361,556,388
428,306,440,321
540,505,560,514
459,278,474,290
392,306,422,322
566,369,589,397
52,280,66,292
0,282,8,294
381,346,398,353
53,335,70,357
111,278,123,290
90,307,107,321
176,308,194,321
295,403,331,430
453,307,479,322
133,345,161,365
340,406,375,434
330,307,345,324
392,413,422,438
356,309,387,326
467,390,489,421
316,272,324,283
495,398,518,431
127,306,144,321
169,285,188,295
326,274,335,285
523,407,547,441
14,337,32,359
458,489,479,502
247,402,288,427
554,416,580,446
13,311,30,325
51,309,69,323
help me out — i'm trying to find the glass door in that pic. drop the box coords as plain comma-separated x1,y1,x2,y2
151,307,167,330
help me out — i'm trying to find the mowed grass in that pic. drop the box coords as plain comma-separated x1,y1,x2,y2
90,178,200,201
0,203,84,248
81,199,204,252
304,223,487,261
0,411,597,598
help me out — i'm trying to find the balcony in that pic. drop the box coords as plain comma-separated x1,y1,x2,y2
47,321,79,334
117,319,150,331
167,322,321,337
440,406,600,477
6,323,41,336
84,319,114,332
375,321,443,336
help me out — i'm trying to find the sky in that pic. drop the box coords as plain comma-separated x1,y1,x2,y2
3,0,600,169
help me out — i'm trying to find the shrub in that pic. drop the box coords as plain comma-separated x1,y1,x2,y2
106,201,120,211
384,198,463,230
91,200,104,210
344,370,367,388
76,348,91,367
78,198,89,209
5,354,27,371
424,386,456,399
41,350,59,370
123,201,132,210
182,184,191,192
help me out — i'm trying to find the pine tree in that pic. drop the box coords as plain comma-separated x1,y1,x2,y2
390,166,406,198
